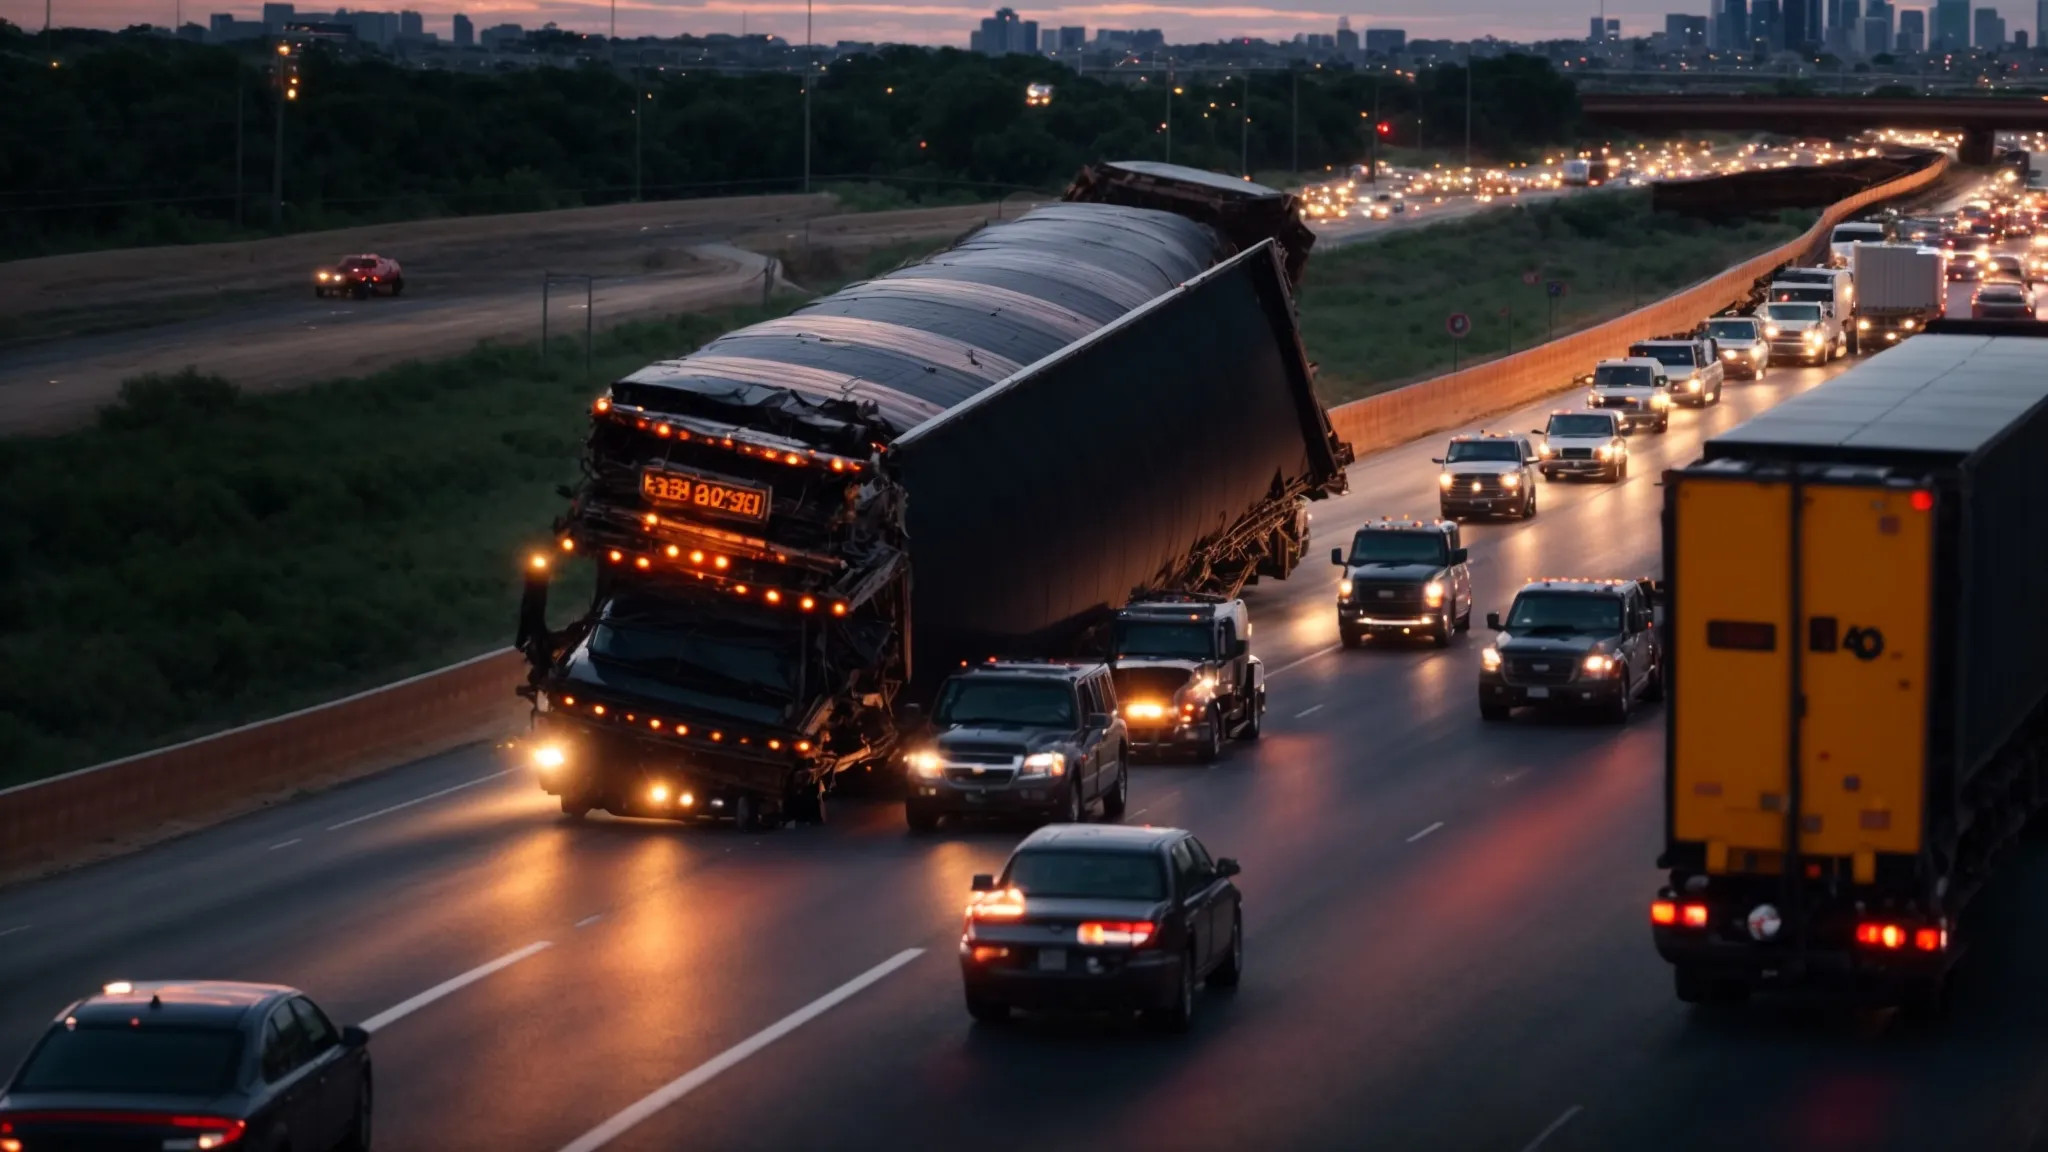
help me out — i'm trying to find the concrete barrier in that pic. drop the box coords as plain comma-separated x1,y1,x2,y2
0,151,1950,883
1325,151,1950,456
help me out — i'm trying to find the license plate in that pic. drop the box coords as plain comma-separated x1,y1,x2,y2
1038,949,1067,971
962,791,986,804
639,466,771,523
1527,687,1551,699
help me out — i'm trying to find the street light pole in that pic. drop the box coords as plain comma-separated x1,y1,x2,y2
1369,75,1381,183
1290,68,1298,177
1240,71,1249,178
271,45,290,228
1164,56,1173,164
234,76,245,228
801,0,812,194
1464,44,1473,170
633,91,643,201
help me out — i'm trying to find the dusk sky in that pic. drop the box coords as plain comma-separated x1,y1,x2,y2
17,0,2048,50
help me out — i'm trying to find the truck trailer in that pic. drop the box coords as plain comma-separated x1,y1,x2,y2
1850,243,1947,351
1652,325,2048,1010
513,162,1352,830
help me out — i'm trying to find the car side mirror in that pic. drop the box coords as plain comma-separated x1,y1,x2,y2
1215,857,1242,879
1330,548,1345,566
971,874,996,891
1430,457,1445,464
1086,712,1111,731
1486,612,1502,631
341,1025,370,1049
1451,547,1469,564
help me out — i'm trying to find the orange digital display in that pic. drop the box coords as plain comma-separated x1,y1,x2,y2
640,467,771,523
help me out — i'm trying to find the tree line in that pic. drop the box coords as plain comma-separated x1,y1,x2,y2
0,21,1582,257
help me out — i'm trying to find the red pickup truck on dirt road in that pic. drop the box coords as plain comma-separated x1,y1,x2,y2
314,254,406,299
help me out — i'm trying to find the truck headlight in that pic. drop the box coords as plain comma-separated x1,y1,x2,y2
1687,376,1702,392
1652,393,1673,408
1722,350,1738,360
1423,580,1446,607
1126,702,1167,721
906,751,942,778
1765,325,1781,337
1339,578,1354,598
1857,319,1871,331
1500,472,1521,488
533,744,566,771
1538,444,1554,458
1481,647,1502,670
1804,329,1824,344
1439,472,1455,488
1019,752,1066,778
1597,443,1617,460
1583,653,1614,674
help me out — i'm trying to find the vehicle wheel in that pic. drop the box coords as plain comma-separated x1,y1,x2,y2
1480,699,1511,722
1521,489,1537,519
1208,911,1244,989
1101,754,1130,820
1711,386,1722,404
341,1074,373,1152
314,287,326,299
1147,950,1198,1033
1431,614,1453,648
966,992,1010,1025
390,276,405,297
351,283,369,300
559,796,590,820
1541,468,1555,483
1643,657,1667,703
1655,417,1669,434
905,802,941,833
1196,707,1222,763
735,794,769,832
1339,626,1363,650
1057,780,1084,823
789,781,826,826
1756,362,1767,380
1606,668,1633,725
1236,695,1262,741
1619,458,1630,481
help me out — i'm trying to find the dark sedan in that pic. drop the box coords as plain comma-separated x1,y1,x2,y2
1972,282,2037,320
959,825,1242,1032
0,980,373,1152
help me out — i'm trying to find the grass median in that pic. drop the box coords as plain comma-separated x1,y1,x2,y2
1299,190,1817,405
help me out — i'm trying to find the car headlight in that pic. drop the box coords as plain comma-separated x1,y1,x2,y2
1722,350,1738,360
906,751,942,778
1423,580,1446,607
1501,472,1521,488
1765,325,1781,337
1583,653,1614,674
1804,329,1824,343
1687,376,1702,392
1481,646,1502,670
1652,392,1673,408
1439,472,1455,488
1538,443,1554,457
1339,578,1354,598
532,744,566,771
1125,701,1167,721
1857,319,1871,331
1020,751,1066,778
1587,391,1599,407
1597,443,1616,460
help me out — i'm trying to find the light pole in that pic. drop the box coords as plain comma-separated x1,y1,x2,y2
234,76,245,227
1164,56,1174,164
633,90,644,201
1240,72,1250,178
801,0,813,194
1290,68,1298,177
271,43,294,228
1464,44,1473,170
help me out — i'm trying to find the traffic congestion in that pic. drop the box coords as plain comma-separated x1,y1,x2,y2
3,162,2047,1152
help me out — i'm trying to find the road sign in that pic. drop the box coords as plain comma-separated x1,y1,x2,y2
1546,280,1568,298
1522,270,1540,286
1445,312,1472,338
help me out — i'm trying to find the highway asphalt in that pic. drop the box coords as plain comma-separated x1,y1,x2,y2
4,269,2046,1152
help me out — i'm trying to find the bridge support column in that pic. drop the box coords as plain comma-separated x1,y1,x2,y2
1960,127,1997,166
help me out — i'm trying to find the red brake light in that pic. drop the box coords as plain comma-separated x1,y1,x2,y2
1910,490,1934,513
0,1115,245,1144
1076,920,1156,947
1914,928,1946,952
1650,900,1677,925
967,888,1026,919
1680,903,1709,929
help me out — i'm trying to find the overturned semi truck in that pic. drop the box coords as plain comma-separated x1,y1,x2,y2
513,162,1353,829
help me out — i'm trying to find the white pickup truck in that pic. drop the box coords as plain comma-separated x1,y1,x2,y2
1627,338,1723,407
1583,357,1673,433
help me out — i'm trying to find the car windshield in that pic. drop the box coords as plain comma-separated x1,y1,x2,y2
1630,346,1694,368
1446,440,1521,462
340,258,377,270
934,679,1075,728
1592,365,1655,389
1832,225,1883,243
1546,414,1617,437
1112,620,1213,660
1705,319,1757,340
1505,591,1624,635
1347,531,1447,566
1759,303,1823,322
1005,850,1168,901
12,1025,245,1095
1987,258,2024,274
1980,286,2026,300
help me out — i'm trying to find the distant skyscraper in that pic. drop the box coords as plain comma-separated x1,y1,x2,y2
452,12,472,44
1896,6,1925,50
1974,5,2004,46
1864,0,1893,52
2018,28,2030,48
1364,27,1406,54
1337,17,1359,56
1840,0,1862,51
399,9,421,37
1666,13,1708,47
1784,0,1819,48
1825,0,1843,47
1057,25,1084,50
1752,0,1784,47
1589,14,1605,40
1932,0,1970,48
1719,0,1750,50
260,1,291,29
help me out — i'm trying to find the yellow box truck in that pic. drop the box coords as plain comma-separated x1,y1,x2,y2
1652,323,2048,1011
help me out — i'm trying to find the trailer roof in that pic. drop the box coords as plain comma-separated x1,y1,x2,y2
1704,333,2048,464
1102,161,1288,199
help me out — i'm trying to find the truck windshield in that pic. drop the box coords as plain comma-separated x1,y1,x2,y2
1545,414,1616,437
1004,850,1167,900
589,604,795,702
1759,303,1823,323
1630,346,1694,369
1505,592,1623,635
1446,440,1521,462
1592,365,1655,389
1831,225,1884,243
1112,620,1213,659
1704,319,1757,340
1347,532,1448,566
934,679,1075,728
1771,287,1831,304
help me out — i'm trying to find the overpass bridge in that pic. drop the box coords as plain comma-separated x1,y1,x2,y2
1581,94,2048,163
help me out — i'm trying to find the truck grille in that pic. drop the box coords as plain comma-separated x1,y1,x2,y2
1592,395,1642,409
945,746,1022,762
1450,472,1510,495
945,766,1017,784
1349,582,1425,611
1559,448,1595,460
1504,656,1576,684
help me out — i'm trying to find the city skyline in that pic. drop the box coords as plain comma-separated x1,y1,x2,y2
17,0,2048,48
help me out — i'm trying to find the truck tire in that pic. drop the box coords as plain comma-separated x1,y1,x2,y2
1196,708,1223,763
1340,626,1363,649
1654,416,1669,434
1643,657,1667,703
905,802,940,833
390,276,405,297
1431,615,1452,648
789,781,826,826
560,796,590,820
1606,669,1633,724
1237,693,1263,740
1101,755,1129,820
1520,488,1537,518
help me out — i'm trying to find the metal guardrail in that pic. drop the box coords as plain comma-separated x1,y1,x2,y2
0,148,1952,882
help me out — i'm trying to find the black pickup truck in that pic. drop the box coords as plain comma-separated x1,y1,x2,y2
1478,578,1665,724
1107,592,1265,761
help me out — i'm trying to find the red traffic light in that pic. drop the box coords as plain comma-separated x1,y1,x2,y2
1377,121,1392,136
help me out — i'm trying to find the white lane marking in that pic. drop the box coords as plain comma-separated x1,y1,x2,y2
1519,1105,1585,1152
1294,704,1325,718
326,769,516,831
1267,644,1341,679
1406,821,1444,843
360,941,552,1033
0,924,30,939
575,913,605,929
556,948,926,1152
268,839,302,851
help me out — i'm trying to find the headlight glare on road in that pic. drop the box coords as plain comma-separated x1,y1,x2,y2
1481,647,1502,670
1020,752,1066,778
906,751,942,778
1424,580,1446,606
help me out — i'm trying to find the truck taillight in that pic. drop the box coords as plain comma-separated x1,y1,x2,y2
1854,922,1946,952
1650,900,1707,928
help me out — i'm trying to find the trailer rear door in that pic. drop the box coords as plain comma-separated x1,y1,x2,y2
1669,468,1934,877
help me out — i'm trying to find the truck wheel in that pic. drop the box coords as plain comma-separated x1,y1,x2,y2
1606,671,1633,724
1643,657,1667,703
1340,626,1363,650
1196,709,1222,763
1059,780,1085,823
1654,417,1669,434
1756,361,1767,380
560,796,590,820
789,781,826,826
1235,697,1262,741
1101,755,1129,820
735,794,773,832
905,803,940,833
